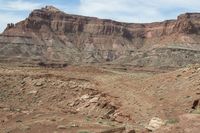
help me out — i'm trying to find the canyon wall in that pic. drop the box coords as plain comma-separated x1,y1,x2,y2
1,6,200,67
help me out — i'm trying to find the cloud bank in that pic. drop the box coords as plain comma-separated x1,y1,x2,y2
1,0,200,32
0,0,42,32
1,0,42,11
78,0,200,22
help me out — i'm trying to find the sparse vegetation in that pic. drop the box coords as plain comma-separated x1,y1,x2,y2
107,121,116,127
85,116,92,122
165,118,179,124
78,131,90,133
192,108,200,114
97,120,103,124
0,63,200,132
1,3,200,133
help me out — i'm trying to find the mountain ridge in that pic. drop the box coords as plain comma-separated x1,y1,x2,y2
1,6,200,67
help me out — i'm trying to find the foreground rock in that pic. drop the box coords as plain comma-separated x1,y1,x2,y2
155,114,200,133
145,117,165,131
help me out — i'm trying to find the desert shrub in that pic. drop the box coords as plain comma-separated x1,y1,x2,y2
78,131,90,133
165,118,179,124
192,108,200,114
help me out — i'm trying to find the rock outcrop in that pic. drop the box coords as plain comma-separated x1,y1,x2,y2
1,6,200,67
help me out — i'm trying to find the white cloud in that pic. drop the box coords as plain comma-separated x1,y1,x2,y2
0,0,42,32
147,0,200,9
1,0,200,33
0,13,24,33
0,0,41,11
78,0,200,23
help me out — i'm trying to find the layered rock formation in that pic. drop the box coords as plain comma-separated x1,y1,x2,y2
1,6,200,67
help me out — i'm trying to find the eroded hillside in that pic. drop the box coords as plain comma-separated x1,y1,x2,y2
1,6,200,67
0,64,199,133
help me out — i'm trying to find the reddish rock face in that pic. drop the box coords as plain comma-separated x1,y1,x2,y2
1,6,200,67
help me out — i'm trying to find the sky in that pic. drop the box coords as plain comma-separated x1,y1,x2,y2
1,0,200,32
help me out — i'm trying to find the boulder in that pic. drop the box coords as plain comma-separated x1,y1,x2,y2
145,117,165,131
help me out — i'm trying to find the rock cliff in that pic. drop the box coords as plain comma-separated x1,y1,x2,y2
1,6,200,67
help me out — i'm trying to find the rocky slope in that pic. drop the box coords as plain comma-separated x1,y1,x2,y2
0,64,200,132
1,6,200,67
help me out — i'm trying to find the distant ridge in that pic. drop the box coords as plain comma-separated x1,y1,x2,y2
1,6,200,67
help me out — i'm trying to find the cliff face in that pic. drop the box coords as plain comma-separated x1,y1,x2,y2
1,6,200,67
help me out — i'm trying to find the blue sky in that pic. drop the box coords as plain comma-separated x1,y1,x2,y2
1,0,200,32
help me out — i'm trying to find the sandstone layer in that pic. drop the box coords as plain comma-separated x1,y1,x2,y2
1,6,200,67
